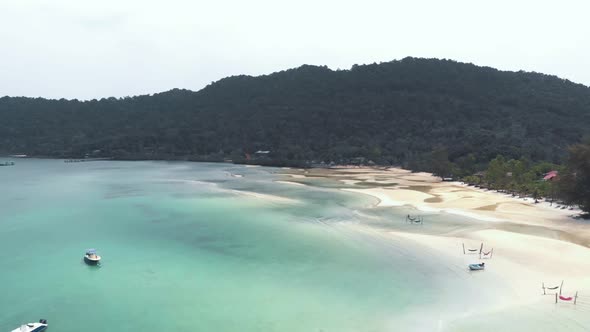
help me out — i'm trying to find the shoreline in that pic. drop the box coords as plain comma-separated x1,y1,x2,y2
281,166,590,329
6,154,584,218
299,167,590,240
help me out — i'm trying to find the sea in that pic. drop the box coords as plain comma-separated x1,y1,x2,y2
1,159,585,331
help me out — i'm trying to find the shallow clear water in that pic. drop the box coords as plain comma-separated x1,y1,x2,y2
4,160,579,331
0,160,454,331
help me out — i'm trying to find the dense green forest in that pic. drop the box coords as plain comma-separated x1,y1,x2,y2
0,57,589,160
2,57,590,168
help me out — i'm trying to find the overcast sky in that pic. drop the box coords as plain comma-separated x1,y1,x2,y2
1,0,589,100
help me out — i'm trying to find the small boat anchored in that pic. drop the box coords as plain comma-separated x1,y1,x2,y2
469,262,485,271
11,319,48,332
84,248,101,265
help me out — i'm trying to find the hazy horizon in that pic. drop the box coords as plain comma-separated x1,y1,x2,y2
1,0,589,100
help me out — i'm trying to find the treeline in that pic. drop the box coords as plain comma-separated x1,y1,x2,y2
559,143,590,213
427,142,590,214
2,57,590,166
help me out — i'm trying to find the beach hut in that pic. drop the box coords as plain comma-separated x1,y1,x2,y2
542,170,559,205
543,170,558,181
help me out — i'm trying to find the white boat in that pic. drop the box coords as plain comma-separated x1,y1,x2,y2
11,319,47,332
84,248,101,265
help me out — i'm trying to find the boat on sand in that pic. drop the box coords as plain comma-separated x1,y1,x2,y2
469,263,485,271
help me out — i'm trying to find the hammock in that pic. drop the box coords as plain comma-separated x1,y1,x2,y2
555,291,578,304
462,243,483,255
542,281,563,295
480,248,494,259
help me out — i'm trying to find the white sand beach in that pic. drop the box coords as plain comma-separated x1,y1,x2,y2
283,167,590,330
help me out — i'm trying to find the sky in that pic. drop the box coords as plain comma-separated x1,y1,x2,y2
1,0,589,100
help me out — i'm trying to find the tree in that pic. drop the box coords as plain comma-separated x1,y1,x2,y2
485,155,508,189
456,153,477,177
560,143,590,213
430,147,452,178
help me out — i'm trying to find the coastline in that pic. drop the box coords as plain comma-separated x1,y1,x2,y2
281,166,590,330
4,159,589,330
284,166,590,242
287,167,583,223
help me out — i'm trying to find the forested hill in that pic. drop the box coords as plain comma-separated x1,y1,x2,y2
1,57,590,170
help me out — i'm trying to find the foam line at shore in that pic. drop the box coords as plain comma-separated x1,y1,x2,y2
229,189,301,204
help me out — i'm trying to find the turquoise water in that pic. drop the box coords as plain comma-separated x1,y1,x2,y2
0,160,493,331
